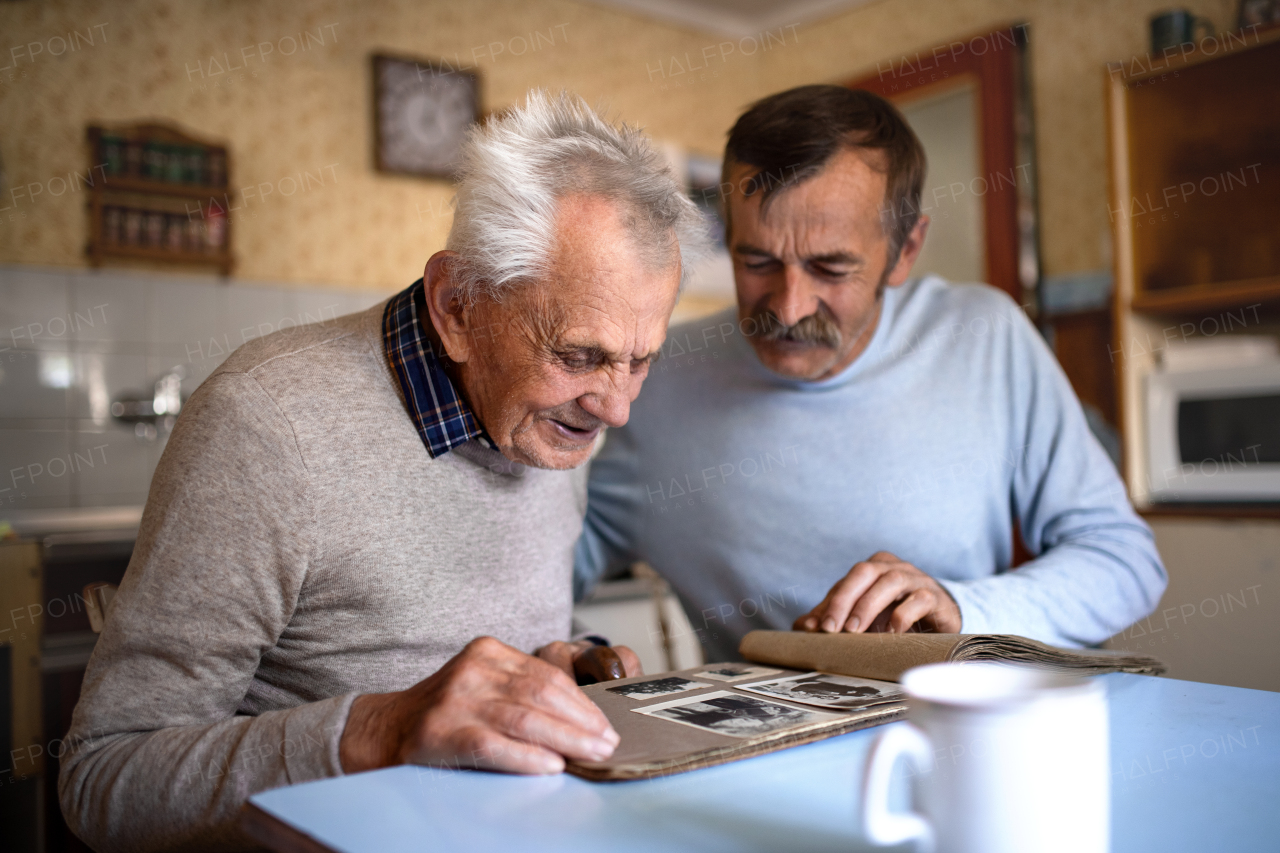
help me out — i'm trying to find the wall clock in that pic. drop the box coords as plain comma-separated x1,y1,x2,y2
373,54,479,179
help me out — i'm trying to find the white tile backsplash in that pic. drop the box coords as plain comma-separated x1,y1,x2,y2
73,428,154,506
71,271,150,348
0,427,74,509
0,348,69,419
0,266,71,352
290,289,349,328
0,264,392,509
69,351,149,422
340,292,384,316
148,277,228,348
225,286,293,349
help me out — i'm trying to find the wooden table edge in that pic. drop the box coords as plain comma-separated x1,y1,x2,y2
240,801,338,853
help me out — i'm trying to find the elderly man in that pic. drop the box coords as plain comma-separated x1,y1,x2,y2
60,92,707,851
576,85,1166,661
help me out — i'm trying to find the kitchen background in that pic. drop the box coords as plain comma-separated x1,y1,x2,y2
2,2,1278,848
3,0,1276,667
1,265,380,509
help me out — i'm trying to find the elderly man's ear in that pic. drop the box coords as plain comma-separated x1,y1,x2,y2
424,251,473,365
884,214,930,288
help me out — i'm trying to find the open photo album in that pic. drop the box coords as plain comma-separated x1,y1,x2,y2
567,631,1165,781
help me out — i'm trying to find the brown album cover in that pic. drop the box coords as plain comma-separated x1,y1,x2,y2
567,631,1164,782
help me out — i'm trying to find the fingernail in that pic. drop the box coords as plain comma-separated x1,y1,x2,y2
822,618,837,633
848,617,861,633
603,728,620,745
591,738,615,759
803,617,816,631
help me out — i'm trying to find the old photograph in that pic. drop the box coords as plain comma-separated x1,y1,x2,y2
695,664,783,683
736,672,905,710
632,690,839,738
606,676,705,700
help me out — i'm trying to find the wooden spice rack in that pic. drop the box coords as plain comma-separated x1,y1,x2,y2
85,122,234,275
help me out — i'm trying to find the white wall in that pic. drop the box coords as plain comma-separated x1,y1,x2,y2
900,80,986,286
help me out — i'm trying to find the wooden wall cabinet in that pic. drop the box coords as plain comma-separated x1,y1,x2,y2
86,122,234,275
1106,28,1280,507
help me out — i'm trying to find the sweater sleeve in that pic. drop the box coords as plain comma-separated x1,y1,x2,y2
58,371,354,853
573,425,646,601
935,307,1168,647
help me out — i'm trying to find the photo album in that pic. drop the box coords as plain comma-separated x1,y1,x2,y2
567,631,1165,781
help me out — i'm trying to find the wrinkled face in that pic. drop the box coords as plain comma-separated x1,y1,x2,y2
728,147,919,381
446,195,681,470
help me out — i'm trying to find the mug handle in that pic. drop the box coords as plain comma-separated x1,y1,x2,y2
861,723,936,852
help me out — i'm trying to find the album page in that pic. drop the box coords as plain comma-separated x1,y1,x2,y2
567,663,905,782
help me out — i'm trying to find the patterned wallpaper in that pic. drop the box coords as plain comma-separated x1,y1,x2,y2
0,0,1238,292
761,0,1237,281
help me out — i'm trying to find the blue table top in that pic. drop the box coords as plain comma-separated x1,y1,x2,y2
249,674,1280,853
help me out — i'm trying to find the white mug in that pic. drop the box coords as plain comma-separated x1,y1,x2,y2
860,662,1109,853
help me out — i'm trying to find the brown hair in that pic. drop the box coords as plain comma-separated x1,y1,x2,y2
723,85,926,266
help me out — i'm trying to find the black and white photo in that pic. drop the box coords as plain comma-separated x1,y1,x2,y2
736,672,904,710
606,676,704,701
695,664,782,683
632,690,839,738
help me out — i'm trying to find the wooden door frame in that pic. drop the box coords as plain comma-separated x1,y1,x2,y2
845,23,1036,307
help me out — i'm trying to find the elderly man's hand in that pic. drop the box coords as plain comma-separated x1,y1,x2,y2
339,636,619,776
793,552,962,635
534,640,643,681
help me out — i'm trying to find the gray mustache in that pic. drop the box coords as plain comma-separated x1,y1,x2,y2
749,308,842,348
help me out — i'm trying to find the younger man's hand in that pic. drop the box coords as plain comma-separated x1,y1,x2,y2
793,551,961,635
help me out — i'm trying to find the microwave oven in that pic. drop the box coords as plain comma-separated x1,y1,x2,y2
1145,363,1280,502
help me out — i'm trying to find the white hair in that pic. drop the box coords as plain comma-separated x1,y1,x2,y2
445,90,711,302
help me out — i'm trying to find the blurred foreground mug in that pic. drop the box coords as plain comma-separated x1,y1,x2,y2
860,663,1108,853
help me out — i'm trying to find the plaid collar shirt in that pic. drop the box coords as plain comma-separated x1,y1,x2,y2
382,278,491,458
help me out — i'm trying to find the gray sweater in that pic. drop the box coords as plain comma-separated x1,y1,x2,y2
59,303,586,852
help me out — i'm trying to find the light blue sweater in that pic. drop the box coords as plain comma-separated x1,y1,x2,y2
575,276,1167,662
